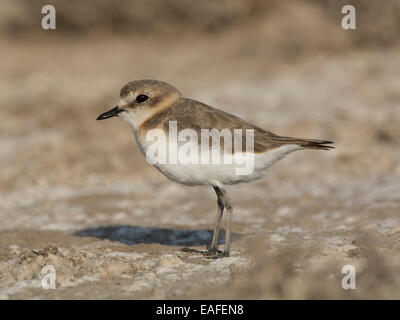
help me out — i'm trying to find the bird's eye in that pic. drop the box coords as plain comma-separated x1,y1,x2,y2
136,94,149,103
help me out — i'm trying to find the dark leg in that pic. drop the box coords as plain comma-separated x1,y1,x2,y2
219,187,233,257
208,186,225,254
205,185,233,258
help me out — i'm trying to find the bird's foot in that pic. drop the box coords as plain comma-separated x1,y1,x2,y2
180,247,229,258
179,247,203,254
203,248,229,259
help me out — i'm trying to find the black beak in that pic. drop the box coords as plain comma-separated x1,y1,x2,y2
96,106,122,120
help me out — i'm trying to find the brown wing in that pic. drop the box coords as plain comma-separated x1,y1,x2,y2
143,98,334,152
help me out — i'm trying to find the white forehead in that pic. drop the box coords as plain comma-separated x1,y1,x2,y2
119,93,136,106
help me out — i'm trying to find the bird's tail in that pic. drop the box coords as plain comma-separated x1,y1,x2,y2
271,136,335,150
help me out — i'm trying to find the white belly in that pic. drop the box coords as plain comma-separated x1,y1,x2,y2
132,126,301,186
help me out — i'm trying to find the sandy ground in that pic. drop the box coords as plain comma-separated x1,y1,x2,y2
1,32,400,299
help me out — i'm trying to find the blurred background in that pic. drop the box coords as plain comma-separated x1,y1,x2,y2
0,0,399,299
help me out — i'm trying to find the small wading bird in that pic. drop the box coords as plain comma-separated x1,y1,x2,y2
97,79,334,258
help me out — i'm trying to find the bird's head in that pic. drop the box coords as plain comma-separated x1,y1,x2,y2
96,79,181,128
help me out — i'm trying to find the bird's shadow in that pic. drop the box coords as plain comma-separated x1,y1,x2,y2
74,225,241,247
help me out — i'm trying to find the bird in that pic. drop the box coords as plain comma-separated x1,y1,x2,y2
96,79,334,258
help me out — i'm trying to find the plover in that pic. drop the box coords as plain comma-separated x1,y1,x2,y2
97,79,333,257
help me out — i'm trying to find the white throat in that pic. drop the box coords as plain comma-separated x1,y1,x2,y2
118,108,155,129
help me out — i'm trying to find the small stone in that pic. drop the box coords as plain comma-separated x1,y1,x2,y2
389,226,400,235
270,234,285,243
334,240,343,247
58,247,70,257
105,262,130,275
9,245,20,255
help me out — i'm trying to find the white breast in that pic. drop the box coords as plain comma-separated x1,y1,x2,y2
132,128,301,186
